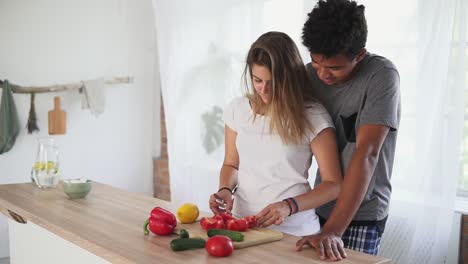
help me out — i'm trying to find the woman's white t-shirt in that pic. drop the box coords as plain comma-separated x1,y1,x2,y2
224,96,334,236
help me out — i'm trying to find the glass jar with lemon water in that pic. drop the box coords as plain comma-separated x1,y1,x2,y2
31,137,60,188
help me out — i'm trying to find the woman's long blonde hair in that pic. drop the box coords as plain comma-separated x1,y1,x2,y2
244,31,317,144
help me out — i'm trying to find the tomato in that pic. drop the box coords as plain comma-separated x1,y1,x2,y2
200,217,225,230
148,217,175,236
219,212,236,221
244,215,257,228
205,235,234,257
150,207,177,226
226,219,239,231
235,218,249,231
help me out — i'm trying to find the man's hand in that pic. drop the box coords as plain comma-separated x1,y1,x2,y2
296,232,347,261
255,201,290,227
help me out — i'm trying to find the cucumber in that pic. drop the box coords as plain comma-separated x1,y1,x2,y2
170,238,205,251
207,228,244,242
179,229,189,239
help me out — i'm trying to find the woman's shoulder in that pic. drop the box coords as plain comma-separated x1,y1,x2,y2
304,101,334,139
228,96,248,105
226,96,250,111
304,101,329,116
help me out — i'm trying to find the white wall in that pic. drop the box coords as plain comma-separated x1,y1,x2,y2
0,0,159,258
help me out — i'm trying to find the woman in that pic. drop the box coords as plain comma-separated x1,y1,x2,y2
209,31,342,236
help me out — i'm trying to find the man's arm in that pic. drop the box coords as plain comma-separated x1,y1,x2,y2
296,124,389,261
322,124,389,235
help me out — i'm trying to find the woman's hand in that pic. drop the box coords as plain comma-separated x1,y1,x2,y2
255,201,290,227
209,189,233,215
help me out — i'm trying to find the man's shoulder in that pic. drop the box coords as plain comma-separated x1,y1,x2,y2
305,62,320,84
362,52,398,74
305,62,314,75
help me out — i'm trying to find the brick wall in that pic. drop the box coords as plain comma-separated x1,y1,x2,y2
153,97,171,201
461,215,468,263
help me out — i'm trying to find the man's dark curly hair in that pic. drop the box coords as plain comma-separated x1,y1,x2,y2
302,0,367,58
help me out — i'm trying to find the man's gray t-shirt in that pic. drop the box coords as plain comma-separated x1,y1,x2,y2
307,52,401,221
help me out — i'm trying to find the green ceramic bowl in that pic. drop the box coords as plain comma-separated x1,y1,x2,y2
63,179,92,199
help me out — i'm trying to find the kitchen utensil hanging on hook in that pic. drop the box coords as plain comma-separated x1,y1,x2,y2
48,96,66,135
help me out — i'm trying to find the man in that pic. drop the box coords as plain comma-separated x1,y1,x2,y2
296,0,401,261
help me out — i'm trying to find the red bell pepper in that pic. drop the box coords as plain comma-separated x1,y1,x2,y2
219,212,236,222
244,215,257,228
151,207,177,226
201,214,257,232
200,216,225,230
144,207,177,236
235,218,249,231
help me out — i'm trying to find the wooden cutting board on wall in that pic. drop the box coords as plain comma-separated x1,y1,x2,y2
48,96,66,135
174,222,283,249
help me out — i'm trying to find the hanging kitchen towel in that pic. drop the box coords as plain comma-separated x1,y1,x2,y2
0,80,20,154
81,77,106,116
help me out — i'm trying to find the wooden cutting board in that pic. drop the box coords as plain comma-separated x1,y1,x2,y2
174,221,283,249
48,96,66,135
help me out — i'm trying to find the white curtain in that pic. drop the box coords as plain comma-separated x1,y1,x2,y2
152,1,467,263
361,0,466,263
151,0,314,207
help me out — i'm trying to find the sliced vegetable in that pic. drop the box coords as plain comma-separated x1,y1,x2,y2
219,212,236,221
200,216,225,230
244,215,257,228
234,218,249,231
226,219,239,231
213,215,224,222
179,229,189,239
201,214,257,232
207,229,244,242
170,238,206,251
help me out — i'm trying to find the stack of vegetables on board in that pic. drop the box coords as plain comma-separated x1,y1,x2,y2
143,204,257,258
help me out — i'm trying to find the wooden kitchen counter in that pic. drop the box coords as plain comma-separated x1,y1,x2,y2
0,182,391,264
